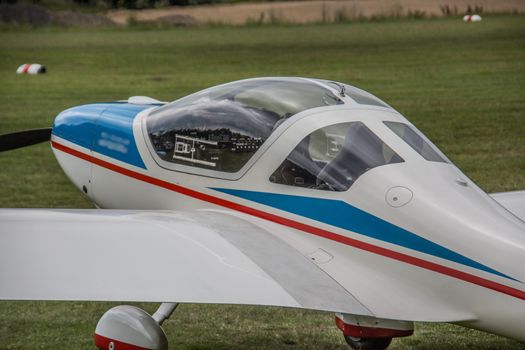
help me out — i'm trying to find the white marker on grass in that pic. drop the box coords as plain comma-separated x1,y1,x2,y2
16,64,46,74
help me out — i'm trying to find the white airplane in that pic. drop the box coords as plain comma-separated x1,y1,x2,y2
1,77,524,350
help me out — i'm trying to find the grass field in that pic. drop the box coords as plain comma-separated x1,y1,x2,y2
1,15,525,349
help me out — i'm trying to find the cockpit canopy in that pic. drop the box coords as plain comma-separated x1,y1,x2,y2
146,77,394,175
146,78,349,172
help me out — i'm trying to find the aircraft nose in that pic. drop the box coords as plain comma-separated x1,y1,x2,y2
52,104,106,151
51,102,149,205
51,104,106,199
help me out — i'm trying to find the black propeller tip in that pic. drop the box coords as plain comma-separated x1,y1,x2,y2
0,128,52,152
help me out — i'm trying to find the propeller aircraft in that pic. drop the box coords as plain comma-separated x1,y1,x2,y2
1,77,524,350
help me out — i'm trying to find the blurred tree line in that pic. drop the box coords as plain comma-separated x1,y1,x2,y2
0,0,244,9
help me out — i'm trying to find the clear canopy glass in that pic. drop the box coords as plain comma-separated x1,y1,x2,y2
270,121,404,191
384,121,448,163
146,78,343,172
315,79,390,108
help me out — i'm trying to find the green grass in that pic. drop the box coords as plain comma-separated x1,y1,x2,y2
0,15,524,349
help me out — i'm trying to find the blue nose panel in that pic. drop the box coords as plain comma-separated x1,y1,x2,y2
93,104,151,169
53,103,153,169
52,104,106,150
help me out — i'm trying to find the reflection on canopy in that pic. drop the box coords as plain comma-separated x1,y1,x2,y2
147,78,343,172
384,122,448,163
270,122,404,191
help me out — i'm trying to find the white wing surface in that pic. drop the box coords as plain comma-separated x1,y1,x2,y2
0,209,371,316
492,190,525,221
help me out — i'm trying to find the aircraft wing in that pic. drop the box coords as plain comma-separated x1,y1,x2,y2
491,190,525,221
0,208,371,316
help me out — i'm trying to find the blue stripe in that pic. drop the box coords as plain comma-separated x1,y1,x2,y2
211,188,514,280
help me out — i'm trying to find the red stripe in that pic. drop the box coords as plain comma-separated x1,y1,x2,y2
94,333,152,350
335,316,413,338
21,64,31,74
52,140,525,301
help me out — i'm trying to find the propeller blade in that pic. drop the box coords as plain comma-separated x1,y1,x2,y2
0,128,52,152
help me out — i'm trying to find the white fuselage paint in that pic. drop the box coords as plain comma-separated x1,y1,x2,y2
52,104,525,341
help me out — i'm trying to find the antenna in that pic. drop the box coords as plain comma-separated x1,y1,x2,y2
329,81,346,98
